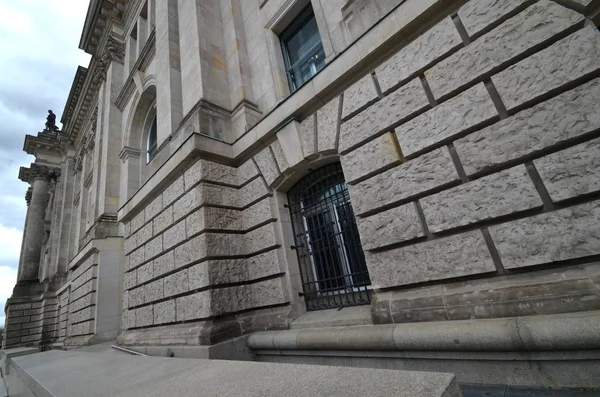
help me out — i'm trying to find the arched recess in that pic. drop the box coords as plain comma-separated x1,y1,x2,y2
120,84,157,203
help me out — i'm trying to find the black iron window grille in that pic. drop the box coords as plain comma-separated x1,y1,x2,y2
287,163,371,311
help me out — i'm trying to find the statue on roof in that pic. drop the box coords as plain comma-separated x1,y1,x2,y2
45,110,59,132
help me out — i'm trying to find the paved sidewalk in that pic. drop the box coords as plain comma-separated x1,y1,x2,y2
462,385,600,397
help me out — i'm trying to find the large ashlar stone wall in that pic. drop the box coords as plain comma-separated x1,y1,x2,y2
250,0,600,324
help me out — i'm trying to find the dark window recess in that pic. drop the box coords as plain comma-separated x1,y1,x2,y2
147,115,158,162
287,163,371,311
280,6,326,92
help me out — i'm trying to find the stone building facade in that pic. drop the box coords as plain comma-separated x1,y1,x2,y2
3,0,600,387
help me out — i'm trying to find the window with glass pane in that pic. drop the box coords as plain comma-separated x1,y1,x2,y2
146,115,157,163
280,6,326,92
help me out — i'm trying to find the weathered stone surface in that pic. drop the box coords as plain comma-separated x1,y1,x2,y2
458,0,533,38
270,139,289,174
493,26,600,111
130,211,145,234
70,320,94,335
136,222,153,248
244,223,277,255
154,300,175,325
176,290,211,321
123,270,136,290
153,251,175,277
357,203,424,250
70,307,94,324
164,269,189,297
174,235,206,268
348,148,460,215
342,74,379,119
205,207,242,230
153,206,173,235
425,1,583,99
535,138,600,202
136,305,153,327
174,183,238,220
145,195,163,221
69,293,94,313
366,231,495,289
421,165,543,233
188,262,209,290
396,83,497,157
145,279,164,303
455,78,600,175
212,250,280,286
163,219,186,250
163,176,184,207
123,310,135,329
129,286,145,307
211,278,286,316
144,235,163,261
242,198,272,230
237,160,259,186
254,147,281,186
239,177,269,208
376,17,462,94
490,200,600,269
184,160,237,188
341,132,401,183
317,96,340,153
339,78,429,153
299,114,316,159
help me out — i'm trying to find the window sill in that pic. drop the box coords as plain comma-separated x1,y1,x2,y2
290,305,372,329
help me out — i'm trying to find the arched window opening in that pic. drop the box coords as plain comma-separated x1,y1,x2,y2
146,115,157,163
287,163,371,311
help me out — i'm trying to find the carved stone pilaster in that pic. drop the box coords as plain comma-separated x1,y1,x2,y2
25,187,32,206
92,36,125,85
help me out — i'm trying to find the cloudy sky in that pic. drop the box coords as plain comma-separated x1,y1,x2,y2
0,0,90,327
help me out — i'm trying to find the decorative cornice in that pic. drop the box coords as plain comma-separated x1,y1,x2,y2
119,146,142,161
79,0,127,56
92,35,126,85
20,164,62,183
60,66,88,127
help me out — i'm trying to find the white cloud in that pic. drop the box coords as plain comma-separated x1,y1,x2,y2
0,266,18,327
0,224,22,266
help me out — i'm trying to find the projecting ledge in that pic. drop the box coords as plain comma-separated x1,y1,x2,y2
247,310,600,352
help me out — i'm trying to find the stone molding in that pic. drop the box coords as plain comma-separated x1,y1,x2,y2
92,36,126,85
25,187,32,205
119,146,142,161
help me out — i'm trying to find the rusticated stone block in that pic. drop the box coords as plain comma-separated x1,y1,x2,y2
242,198,272,230
145,195,163,221
456,78,600,175
317,96,341,153
70,320,94,336
458,0,533,38
129,286,145,307
270,139,289,174
339,78,429,153
70,307,94,324
205,233,244,257
342,74,379,119
10,303,32,311
136,222,153,249
357,203,424,250
237,159,259,186
123,310,135,329
254,147,281,186
300,114,316,159
163,176,184,207
129,247,145,269
152,251,175,277
490,200,600,269
396,83,497,157
153,206,173,235
211,278,286,316
188,262,209,290
176,291,211,321
130,211,145,234
421,165,543,233
174,235,206,268
535,138,600,202
493,27,600,111
184,160,237,188
144,235,163,261
348,148,460,216
154,300,175,325
136,305,153,327
239,177,269,208
366,231,495,289
145,279,164,303
341,132,401,183
203,207,242,230
164,269,189,297
123,271,136,290
137,262,154,284
425,1,583,99
163,219,186,250
376,17,462,94
174,183,238,220
244,223,278,255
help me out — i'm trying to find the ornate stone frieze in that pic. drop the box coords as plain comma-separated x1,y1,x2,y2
92,36,126,85
30,164,61,182
25,187,32,205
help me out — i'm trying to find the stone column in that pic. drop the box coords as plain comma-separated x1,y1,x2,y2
18,165,57,282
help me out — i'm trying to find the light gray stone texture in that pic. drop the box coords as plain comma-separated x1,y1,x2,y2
455,78,600,175
357,203,424,250
130,211,145,234
376,17,463,94
144,235,163,261
342,74,379,119
490,200,600,269
237,160,259,186
145,195,163,221
396,83,497,157
209,250,280,286
163,176,184,207
425,1,583,99
176,290,210,321
135,305,153,327
153,251,175,278
174,183,238,220
153,206,173,235
129,286,145,308
164,269,189,297
253,147,281,186
137,262,154,285
339,78,429,153
244,223,277,255
211,278,286,316
174,235,206,268
145,279,164,303
534,138,600,202
341,132,401,183
153,300,175,325
348,148,460,216
366,231,495,289
184,160,237,189
493,26,600,111
188,262,209,290
163,219,186,250
136,222,153,248
317,96,341,153
242,198,272,230
421,165,543,233
458,0,533,38
300,114,317,159
239,177,269,208
123,310,135,329
270,140,289,174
